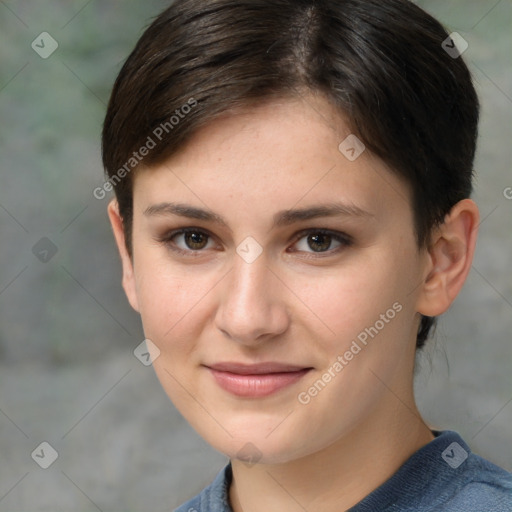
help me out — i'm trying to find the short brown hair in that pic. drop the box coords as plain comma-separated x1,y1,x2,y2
102,0,480,348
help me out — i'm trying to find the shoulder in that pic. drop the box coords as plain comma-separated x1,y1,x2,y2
350,430,512,512
174,463,233,512
412,431,512,511
437,448,512,511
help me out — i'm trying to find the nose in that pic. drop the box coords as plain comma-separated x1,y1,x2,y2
214,252,289,346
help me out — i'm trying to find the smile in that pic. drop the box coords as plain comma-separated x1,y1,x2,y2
205,362,312,398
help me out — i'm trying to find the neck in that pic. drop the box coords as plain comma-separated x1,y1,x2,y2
229,399,434,512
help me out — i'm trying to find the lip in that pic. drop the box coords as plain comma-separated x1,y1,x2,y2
205,362,312,398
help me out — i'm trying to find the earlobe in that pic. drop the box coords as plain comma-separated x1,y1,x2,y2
107,199,140,313
417,199,479,317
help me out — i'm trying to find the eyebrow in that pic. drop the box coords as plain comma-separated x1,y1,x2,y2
143,201,374,229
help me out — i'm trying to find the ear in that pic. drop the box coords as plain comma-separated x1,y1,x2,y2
416,198,479,317
107,199,140,313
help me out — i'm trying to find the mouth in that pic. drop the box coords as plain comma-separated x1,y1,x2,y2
204,362,313,398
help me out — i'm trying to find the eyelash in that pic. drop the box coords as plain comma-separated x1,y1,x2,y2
157,227,353,259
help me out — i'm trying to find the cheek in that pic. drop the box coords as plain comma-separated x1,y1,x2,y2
301,254,412,343
132,257,210,353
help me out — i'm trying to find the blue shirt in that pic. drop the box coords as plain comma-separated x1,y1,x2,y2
174,430,512,511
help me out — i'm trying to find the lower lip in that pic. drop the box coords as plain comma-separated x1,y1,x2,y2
208,368,311,398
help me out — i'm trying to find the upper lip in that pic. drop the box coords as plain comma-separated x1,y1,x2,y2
205,362,311,375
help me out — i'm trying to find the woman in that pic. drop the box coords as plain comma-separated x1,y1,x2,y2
101,0,512,510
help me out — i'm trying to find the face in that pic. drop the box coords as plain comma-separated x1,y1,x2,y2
114,95,431,464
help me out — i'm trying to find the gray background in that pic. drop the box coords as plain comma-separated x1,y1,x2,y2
0,0,510,510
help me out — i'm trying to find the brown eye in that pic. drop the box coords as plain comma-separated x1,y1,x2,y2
182,230,209,250
291,229,352,257
160,227,215,256
305,233,332,252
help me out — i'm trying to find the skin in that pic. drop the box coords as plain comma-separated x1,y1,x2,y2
108,94,479,511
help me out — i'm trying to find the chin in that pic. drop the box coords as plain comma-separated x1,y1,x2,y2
190,411,322,466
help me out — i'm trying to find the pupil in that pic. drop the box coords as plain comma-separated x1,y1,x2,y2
186,232,207,249
309,233,330,252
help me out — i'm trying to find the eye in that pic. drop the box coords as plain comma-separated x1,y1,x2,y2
289,229,352,257
159,227,216,256
158,227,352,258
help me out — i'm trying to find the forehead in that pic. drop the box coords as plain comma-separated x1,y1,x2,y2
132,96,413,227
